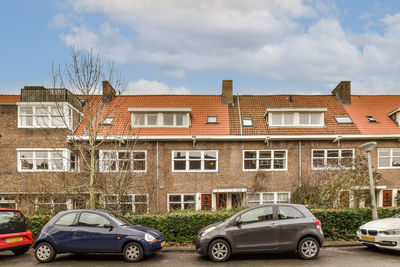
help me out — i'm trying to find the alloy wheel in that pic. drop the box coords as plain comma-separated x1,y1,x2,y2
301,240,318,258
211,242,228,260
125,244,141,261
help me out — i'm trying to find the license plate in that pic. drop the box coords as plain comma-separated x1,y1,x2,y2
362,236,375,242
161,241,166,247
6,237,23,243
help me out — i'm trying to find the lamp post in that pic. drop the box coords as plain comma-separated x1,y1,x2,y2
359,142,378,220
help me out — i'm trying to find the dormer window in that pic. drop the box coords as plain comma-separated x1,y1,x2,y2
101,117,114,125
388,108,400,126
207,116,218,124
366,115,377,123
129,108,191,128
265,108,326,128
243,118,253,127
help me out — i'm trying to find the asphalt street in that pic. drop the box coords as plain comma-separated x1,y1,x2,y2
1,246,400,266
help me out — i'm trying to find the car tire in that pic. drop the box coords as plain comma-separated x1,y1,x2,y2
297,237,320,260
12,246,30,255
35,242,56,263
208,239,231,262
123,242,144,262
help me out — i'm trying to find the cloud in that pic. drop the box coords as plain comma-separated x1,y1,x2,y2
126,79,191,95
56,1,400,93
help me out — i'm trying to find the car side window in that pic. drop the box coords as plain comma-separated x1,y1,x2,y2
278,206,304,220
54,212,78,226
240,206,274,224
78,212,111,228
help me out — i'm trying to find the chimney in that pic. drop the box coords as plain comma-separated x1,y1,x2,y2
332,81,351,105
102,80,116,104
221,80,234,106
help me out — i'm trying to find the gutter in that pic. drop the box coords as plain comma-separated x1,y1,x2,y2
237,94,243,136
68,134,400,142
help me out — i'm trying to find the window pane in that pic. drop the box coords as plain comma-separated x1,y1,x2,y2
52,116,64,127
176,114,184,126
262,193,274,203
341,150,353,158
36,151,48,159
189,160,201,170
163,113,174,126
36,116,50,127
310,113,321,124
36,107,48,115
393,157,400,167
327,158,339,167
21,116,33,126
379,149,390,157
313,159,325,168
135,195,147,202
135,204,147,214
244,160,256,169
244,151,256,159
133,152,145,159
20,107,33,115
271,113,282,125
133,160,145,170
184,195,195,202
189,151,201,159
313,150,324,157
169,203,181,211
183,203,195,210
274,151,285,158
174,152,186,159
120,195,132,202
21,159,33,170
204,151,216,159
273,159,285,169
118,152,130,159
20,152,33,159
278,206,303,219
119,160,131,171
78,213,110,228
174,161,186,170
327,150,339,158
277,193,289,203
51,107,62,116
241,206,273,223
51,159,63,171
299,113,309,124
259,159,271,169
393,149,400,157
283,113,293,125
243,119,253,126
55,212,77,226
204,160,216,170
134,114,145,125
147,114,158,125
259,151,271,158
51,151,63,159
169,195,181,202
246,193,260,202
36,159,49,170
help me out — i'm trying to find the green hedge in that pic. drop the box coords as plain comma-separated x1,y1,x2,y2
26,208,400,243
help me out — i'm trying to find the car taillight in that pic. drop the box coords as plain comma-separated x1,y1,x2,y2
313,218,321,228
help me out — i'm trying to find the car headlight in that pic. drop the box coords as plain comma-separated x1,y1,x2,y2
200,226,216,237
382,229,400,235
145,233,157,242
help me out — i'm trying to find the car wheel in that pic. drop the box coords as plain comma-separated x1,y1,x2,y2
35,242,56,263
297,237,320,260
123,242,144,262
208,239,231,262
12,246,30,255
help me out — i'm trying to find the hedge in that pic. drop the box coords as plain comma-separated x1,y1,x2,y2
26,207,400,243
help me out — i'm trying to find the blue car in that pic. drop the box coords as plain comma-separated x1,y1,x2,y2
33,209,165,263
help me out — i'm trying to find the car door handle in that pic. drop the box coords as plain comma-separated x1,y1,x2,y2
270,223,279,228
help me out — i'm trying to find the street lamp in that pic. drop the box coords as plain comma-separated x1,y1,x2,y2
359,142,378,220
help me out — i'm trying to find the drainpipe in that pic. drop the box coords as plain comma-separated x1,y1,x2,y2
298,141,302,186
156,141,159,214
237,94,243,136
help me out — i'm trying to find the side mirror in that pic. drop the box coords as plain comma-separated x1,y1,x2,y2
104,223,113,229
235,216,242,226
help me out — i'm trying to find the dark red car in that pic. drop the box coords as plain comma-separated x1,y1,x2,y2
0,208,33,254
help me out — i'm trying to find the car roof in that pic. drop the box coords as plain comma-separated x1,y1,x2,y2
57,209,113,214
0,208,22,213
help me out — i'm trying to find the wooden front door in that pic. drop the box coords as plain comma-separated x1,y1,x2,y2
383,190,392,207
217,193,227,209
201,194,212,210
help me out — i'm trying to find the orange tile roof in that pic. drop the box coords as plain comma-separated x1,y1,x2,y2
75,95,230,136
230,95,360,135
344,96,400,134
0,95,20,104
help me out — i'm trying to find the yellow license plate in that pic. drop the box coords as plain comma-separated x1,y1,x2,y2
362,236,375,242
6,237,23,243
161,241,166,247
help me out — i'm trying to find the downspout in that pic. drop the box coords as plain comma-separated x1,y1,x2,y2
298,141,302,186
237,94,243,136
156,141,159,214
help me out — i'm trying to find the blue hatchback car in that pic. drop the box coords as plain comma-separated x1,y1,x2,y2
33,209,165,263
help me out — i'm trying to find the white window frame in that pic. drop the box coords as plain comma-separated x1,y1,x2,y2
131,112,191,128
207,115,218,124
311,148,355,170
378,148,400,169
246,192,291,206
17,102,79,129
242,150,288,172
17,148,72,172
99,150,147,173
102,194,149,214
0,195,17,209
167,193,196,211
101,117,114,125
242,118,253,127
172,150,218,172
35,196,71,213
335,116,353,124
266,108,326,128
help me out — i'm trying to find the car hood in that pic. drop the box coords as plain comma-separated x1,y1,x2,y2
360,218,400,230
199,221,224,233
124,225,162,238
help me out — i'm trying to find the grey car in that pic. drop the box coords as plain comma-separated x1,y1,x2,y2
195,204,324,262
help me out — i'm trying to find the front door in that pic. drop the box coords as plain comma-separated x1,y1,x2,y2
229,206,279,251
217,193,227,209
72,212,117,252
201,194,212,210
383,190,392,207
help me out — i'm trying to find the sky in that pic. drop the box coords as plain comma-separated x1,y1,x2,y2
1,0,400,95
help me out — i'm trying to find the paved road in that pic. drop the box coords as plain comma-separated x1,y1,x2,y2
1,246,400,266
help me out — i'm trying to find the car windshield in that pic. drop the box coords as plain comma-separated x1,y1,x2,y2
0,211,26,234
108,212,135,226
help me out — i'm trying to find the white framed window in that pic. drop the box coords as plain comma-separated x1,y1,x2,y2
167,194,196,211
101,117,114,125
99,150,147,172
172,151,218,172
378,148,400,169
35,195,70,214
17,148,72,172
312,149,354,170
246,192,290,207
17,102,77,129
207,116,218,124
243,150,287,171
266,108,326,128
102,194,148,214
335,116,353,124
243,118,253,127
0,195,17,209
131,112,190,128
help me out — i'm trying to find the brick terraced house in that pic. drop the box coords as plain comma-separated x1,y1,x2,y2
1,80,400,214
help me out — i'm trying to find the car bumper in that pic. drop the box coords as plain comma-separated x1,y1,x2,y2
144,238,166,255
357,232,400,250
0,231,33,251
195,235,212,255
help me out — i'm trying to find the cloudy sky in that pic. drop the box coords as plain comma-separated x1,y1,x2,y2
1,0,400,95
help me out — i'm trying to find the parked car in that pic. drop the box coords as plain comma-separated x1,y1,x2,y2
33,209,165,263
195,204,323,262
0,208,33,255
357,213,400,250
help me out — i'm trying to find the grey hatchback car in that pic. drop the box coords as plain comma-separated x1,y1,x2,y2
195,204,323,262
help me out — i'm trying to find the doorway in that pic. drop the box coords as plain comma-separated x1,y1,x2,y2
383,190,392,207
201,194,212,210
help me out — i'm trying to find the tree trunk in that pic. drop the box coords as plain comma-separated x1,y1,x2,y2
89,144,96,209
